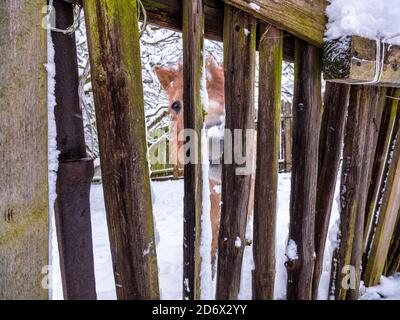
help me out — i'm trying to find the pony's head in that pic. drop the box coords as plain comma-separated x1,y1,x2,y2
154,55,225,123
154,56,225,170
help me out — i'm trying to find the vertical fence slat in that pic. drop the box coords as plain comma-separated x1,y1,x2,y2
363,89,400,267
364,96,400,286
216,5,256,300
312,82,350,299
348,87,386,300
286,38,322,300
332,86,370,300
0,0,48,299
252,23,282,300
84,0,159,299
182,0,204,300
52,0,96,300
332,86,384,300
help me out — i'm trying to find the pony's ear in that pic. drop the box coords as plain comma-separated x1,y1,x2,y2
205,54,219,70
205,55,223,81
153,65,177,90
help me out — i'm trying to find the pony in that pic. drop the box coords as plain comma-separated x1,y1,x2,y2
154,56,255,277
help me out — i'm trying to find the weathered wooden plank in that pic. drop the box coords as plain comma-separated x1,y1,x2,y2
182,0,204,300
285,38,322,300
347,87,386,300
364,103,400,287
324,36,400,87
0,0,48,299
332,86,385,300
52,0,96,300
224,0,326,47
331,86,369,301
252,24,282,300
83,0,159,299
312,82,350,299
216,5,256,300
363,89,400,273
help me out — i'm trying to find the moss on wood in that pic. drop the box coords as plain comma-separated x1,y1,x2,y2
0,0,48,300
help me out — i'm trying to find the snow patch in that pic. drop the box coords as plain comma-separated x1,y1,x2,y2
235,236,242,248
207,125,225,140
325,0,400,45
361,273,400,300
184,278,191,294
201,54,209,112
249,2,261,11
199,127,215,299
46,2,60,300
143,242,153,257
213,185,221,195
286,239,299,261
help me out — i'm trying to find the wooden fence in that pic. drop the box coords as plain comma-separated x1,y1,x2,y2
1,0,400,300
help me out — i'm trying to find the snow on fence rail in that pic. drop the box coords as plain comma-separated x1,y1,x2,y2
1,0,400,301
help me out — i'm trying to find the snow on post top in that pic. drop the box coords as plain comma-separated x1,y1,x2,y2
325,0,400,46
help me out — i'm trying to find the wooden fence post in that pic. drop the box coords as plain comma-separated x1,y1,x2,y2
0,0,48,299
312,82,350,299
286,38,322,300
52,0,96,300
182,0,204,300
252,23,282,300
83,0,159,299
216,5,256,300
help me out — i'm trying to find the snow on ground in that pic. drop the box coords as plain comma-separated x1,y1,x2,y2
325,0,400,45
51,173,399,300
361,273,400,300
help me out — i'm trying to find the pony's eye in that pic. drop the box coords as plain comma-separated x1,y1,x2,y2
171,101,182,113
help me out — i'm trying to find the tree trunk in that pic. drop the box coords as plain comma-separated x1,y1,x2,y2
83,0,159,299
182,0,204,300
216,5,256,300
252,23,282,300
286,38,322,300
52,0,96,300
0,0,49,299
